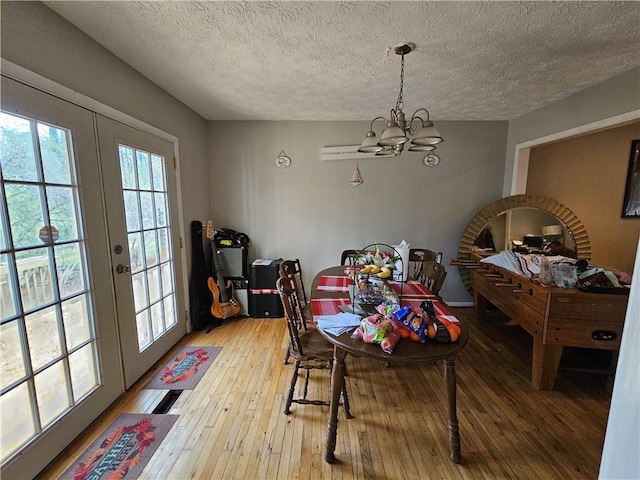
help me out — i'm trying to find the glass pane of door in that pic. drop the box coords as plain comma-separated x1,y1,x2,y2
119,145,177,351
0,112,96,460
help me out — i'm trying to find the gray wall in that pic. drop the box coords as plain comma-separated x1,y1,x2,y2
208,120,508,303
0,1,211,265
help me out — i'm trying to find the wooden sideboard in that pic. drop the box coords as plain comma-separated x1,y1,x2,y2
470,261,628,390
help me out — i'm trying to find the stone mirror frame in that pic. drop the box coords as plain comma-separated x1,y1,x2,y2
457,194,591,294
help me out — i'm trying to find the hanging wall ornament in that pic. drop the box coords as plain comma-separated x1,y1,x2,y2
275,151,291,168
350,161,363,186
423,152,440,167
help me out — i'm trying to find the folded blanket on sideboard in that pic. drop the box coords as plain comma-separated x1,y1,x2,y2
479,250,576,280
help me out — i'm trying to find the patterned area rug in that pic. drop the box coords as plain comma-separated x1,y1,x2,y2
144,345,221,390
59,413,178,480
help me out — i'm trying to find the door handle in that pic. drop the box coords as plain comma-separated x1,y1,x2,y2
115,264,131,274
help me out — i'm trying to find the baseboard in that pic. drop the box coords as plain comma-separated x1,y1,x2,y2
444,301,474,307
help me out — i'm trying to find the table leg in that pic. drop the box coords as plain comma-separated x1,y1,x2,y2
324,346,347,464
444,357,462,464
532,338,563,390
473,289,488,323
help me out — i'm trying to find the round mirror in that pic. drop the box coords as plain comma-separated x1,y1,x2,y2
485,208,576,253
457,194,591,293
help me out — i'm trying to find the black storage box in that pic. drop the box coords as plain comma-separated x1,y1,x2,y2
249,259,284,318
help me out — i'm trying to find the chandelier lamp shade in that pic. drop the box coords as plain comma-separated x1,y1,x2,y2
358,43,443,156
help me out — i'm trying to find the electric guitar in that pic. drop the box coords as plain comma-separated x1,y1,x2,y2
206,220,241,320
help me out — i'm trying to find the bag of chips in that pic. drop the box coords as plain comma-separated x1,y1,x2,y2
393,306,428,342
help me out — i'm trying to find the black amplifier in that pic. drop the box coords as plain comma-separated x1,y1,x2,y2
214,246,248,278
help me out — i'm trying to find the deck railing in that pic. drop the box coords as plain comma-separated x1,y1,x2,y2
1,256,52,317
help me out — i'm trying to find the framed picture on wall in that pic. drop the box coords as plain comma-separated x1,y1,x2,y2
622,139,640,218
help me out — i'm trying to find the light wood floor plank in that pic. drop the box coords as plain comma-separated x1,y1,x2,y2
37,309,615,480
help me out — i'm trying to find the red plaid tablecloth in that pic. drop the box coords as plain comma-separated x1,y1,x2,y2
388,280,437,298
317,275,352,292
311,298,351,323
313,273,459,324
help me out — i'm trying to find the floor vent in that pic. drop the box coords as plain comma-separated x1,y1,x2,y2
152,389,183,414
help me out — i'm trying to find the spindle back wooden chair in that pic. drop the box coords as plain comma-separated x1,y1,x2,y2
279,259,308,307
409,248,443,278
416,260,447,299
279,259,312,364
340,249,377,265
340,249,360,265
276,276,352,418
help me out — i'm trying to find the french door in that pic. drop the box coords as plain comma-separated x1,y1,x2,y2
0,77,186,478
96,115,185,388
0,77,123,479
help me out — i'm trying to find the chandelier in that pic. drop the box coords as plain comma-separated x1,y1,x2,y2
358,43,443,156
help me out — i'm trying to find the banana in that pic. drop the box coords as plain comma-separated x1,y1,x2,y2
376,267,391,279
369,265,381,274
360,265,373,274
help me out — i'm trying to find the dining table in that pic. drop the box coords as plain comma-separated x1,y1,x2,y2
311,265,468,464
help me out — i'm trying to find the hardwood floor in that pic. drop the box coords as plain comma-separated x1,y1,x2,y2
38,308,614,479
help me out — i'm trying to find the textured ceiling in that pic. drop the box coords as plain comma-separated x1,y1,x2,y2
43,1,640,121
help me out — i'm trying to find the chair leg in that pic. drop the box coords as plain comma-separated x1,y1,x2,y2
284,360,300,415
283,346,291,365
302,366,311,400
341,383,353,419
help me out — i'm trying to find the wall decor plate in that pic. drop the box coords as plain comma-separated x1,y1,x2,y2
423,153,440,167
275,151,291,168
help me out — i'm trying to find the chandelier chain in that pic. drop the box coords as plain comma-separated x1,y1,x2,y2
395,54,405,114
